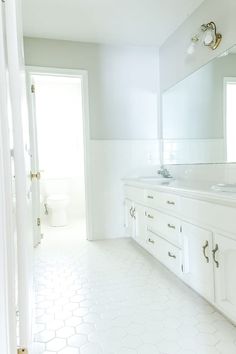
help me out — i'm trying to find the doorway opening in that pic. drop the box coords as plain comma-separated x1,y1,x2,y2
27,68,90,244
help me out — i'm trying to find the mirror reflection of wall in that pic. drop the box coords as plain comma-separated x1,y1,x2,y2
162,45,236,164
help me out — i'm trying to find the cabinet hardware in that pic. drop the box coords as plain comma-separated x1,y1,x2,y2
30,171,41,180
167,200,175,205
168,251,176,259
129,207,133,218
148,238,155,244
202,240,209,263
212,243,219,268
133,208,136,219
147,195,154,199
167,223,176,229
181,264,184,272
17,349,28,354
147,214,154,219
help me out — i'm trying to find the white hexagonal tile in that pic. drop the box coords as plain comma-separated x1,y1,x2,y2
47,338,66,351
58,347,80,354
68,334,88,347
65,316,83,327
35,329,55,343
46,319,64,331
76,323,95,335
56,326,75,338
80,342,103,354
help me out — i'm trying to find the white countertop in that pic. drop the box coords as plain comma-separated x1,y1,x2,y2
122,177,236,208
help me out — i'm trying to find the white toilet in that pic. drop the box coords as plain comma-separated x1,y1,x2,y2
43,179,70,227
47,194,69,227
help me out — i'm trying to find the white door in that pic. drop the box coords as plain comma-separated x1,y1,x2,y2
0,2,17,353
26,75,42,247
182,222,214,302
214,233,236,323
134,204,146,246
124,198,135,238
4,0,34,351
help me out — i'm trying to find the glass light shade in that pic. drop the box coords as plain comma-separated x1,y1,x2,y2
203,29,214,46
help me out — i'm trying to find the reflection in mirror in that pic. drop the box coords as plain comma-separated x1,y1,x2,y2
162,45,236,164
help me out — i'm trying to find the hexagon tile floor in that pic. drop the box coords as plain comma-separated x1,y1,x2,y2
33,221,236,354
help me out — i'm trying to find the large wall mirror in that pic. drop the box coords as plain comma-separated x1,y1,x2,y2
162,45,236,164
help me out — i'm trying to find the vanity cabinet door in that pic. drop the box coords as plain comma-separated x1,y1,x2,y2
134,204,146,247
214,233,236,323
182,222,214,303
124,198,135,238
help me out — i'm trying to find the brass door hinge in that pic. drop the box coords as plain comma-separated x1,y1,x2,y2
30,171,41,180
31,84,35,93
17,348,28,354
37,217,41,227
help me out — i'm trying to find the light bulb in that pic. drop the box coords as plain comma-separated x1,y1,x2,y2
203,29,214,46
187,41,196,55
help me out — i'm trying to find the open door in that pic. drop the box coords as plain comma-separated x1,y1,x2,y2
26,75,42,247
4,0,34,352
0,2,17,354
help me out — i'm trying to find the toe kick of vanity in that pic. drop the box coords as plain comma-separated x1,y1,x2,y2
124,182,236,325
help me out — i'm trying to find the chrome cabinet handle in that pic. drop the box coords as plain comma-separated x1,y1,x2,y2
148,238,155,244
168,251,176,259
167,200,175,205
147,214,154,219
212,244,219,268
202,240,209,263
147,195,154,199
133,208,136,219
168,223,176,229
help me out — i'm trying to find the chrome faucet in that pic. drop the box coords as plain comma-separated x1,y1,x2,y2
157,165,172,179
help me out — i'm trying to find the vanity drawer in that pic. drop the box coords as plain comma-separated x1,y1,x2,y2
145,208,182,247
158,192,180,212
124,185,144,204
146,230,182,276
144,189,179,212
144,189,159,207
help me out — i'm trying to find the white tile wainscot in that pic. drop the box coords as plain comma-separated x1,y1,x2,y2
123,178,236,325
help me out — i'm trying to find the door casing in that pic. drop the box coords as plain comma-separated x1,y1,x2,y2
26,66,93,241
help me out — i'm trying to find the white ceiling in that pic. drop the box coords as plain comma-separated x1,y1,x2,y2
22,0,205,46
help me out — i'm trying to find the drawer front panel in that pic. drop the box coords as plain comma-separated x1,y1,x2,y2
158,192,180,212
146,230,182,276
144,189,159,208
144,189,180,212
124,185,144,204
145,208,182,247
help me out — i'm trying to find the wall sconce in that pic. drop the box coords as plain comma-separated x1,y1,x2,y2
187,21,222,55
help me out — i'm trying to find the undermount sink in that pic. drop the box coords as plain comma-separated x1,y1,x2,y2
138,176,173,184
211,183,236,193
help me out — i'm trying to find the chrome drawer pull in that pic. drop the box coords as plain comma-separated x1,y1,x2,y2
202,240,209,263
212,244,219,268
147,214,154,219
148,238,155,244
147,195,154,199
168,251,176,259
168,223,176,229
167,200,175,205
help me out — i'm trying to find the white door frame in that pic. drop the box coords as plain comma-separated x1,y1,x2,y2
26,66,93,240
